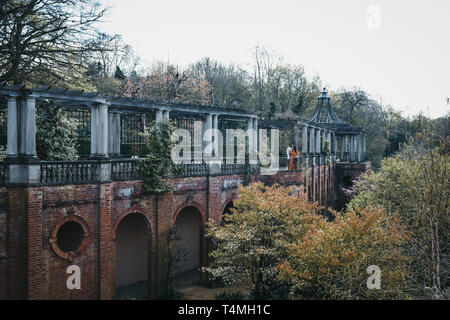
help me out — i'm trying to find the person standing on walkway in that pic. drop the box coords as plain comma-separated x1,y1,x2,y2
289,145,299,171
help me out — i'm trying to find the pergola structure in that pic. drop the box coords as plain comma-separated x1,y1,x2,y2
0,83,367,185
0,84,372,301
307,88,367,162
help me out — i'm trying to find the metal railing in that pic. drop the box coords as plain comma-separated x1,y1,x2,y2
40,160,98,185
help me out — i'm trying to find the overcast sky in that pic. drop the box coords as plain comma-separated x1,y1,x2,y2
100,0,450,118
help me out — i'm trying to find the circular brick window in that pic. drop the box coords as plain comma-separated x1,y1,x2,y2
57,222,84,252
50,214,89,261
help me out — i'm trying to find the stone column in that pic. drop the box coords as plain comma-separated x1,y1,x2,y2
155,109,163,124
162,109,170,123
203,113,213,160
315,128,321,154
302,125,308,154
348,136,352,161
357,135,362,162
108,112,121,157
18,96,37,158
253,118,258,153
193,120,203,163
7,95,18,157
321,130,326,152
326,131,331,153
108,113,114,156
362,134,367,161
341,136,347,160
113,112,121,157
212,114,219,157
293,125,299,149
90,102,108,158
309,127,315,154
269,127,279,172
331,132,337,155
246,118,254,156
98,103,109,157
90,105,99,156
7,95,40,184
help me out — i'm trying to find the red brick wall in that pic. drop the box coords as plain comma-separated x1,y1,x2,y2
40,184,99,300
2,164,342,299
334,162,371,210
0,187,8,299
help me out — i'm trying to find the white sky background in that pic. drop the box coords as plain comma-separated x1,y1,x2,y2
100,0,450,118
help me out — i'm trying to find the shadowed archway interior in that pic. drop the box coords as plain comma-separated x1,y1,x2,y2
115,212,149,299
174,206,203,288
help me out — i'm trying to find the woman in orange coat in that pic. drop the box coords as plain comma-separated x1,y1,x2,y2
289,145,299,171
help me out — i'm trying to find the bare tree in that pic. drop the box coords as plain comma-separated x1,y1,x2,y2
0,0,110,87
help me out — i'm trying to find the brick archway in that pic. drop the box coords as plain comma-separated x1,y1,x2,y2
113,206,153,299
112,206,153,240
173,201,207,284
173,201,207,225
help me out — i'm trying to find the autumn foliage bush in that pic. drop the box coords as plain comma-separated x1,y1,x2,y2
205,182,411,299
277,207,411,299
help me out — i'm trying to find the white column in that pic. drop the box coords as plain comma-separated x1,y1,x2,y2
340,136,346,160
302,125,308,154
253,118,258,153
247,118,254,157
194,120,203,163
321,130,326,152
315,129,321,154
331,132,337,155
293,125,299,148
270,127,279,169
6,96,18,157
18,96,37,157
108,113,114,155
213,114,219,157
326,131,331,153
155,109,163,124
357,135,362,162
98,103,109,157
26,97,37,156
162,109,170,123
90,105,98,156
309,127,315,154
203,113,213,160
113,112,121,156
348,136,353,161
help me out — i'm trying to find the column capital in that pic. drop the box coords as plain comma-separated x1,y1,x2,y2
7,93,19,100
92,101,110,108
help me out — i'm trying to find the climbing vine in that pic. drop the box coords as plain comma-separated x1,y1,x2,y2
136,122,183,194
36,102,79,160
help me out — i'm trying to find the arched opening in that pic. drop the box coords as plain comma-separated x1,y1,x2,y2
174,206,203,288
115,212,149,299
342,175,354,188
221,201,235,225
